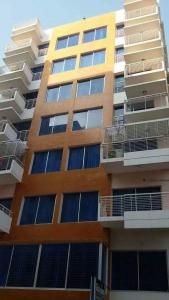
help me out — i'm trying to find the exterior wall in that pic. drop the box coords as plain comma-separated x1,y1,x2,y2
0,11,117,300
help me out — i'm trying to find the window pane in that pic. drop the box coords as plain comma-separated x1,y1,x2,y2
57,37,68,49
52,60,64,74
72,111,87,131
46,86,59,102
61,193,80,223
0,246,13,286
7,245,39,287
91,77,104,94
39,117,52,136
111,251,138,290
77,80,90,97
64,57,76,71
67,243,99,289
79,192,98,222
59,83,72,101
46,149,62,172
36,195,55,224
36,244,69,288
95,27,107,40
93,50,105,65
68,147,84,170
84,144,100,168
52,115,68,133
139,251,168,291
87,109,102,129
80,53,93,68
68,34,79,47
31,152,48,174
83,30,95,43
20,196,39,225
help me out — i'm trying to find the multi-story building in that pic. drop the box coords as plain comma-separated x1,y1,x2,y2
0,0,169,299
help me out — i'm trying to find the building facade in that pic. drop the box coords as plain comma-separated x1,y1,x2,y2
0,0,169,299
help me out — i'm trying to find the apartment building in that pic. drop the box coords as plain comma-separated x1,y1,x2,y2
0,0,168,299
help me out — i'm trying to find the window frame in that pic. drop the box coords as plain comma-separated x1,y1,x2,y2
46,82,73,103
39,113,68,136
80,49,106,68
51,56,76,74
76,76,105,97
72,107,103,131
30,149,63,174
56,33,79,50
83,26,107,43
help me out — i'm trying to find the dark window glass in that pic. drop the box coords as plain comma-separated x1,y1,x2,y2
57,34,79,49
61,193,80,223
79,192,98,222
139,251,168,291
31,151,48,174
77,80,90,97
68,147,84,170
59,83,72,100
67,243,99,289
95,27,107,40
111,251,138,290
57,37,67,49
46,84,72,103
83,30,95,43
39,116,52,135
80,53,93,68
0,198,12,210
0,246,13,286
7,245,39,287
35,195,55,224
20,196,39,225
84,144,100,168
83,27,107,43
90,77,104,94
46,149,63,172
68,34,79,47
36,244,69,288
46,86,59,102
73,109,102,131
31,150,62,174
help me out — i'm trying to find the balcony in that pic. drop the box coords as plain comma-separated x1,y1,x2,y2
125,93,169,122
99,191,169,229
124,0,159,9
0,62,32,93
11,19,44,44
101,119,169,173
125,5,159,27
0,89,26,122
0,204,12,233
0,120,18,142
0,140,25,185
125,58,167,98
17,130,29,142
4,38,38,66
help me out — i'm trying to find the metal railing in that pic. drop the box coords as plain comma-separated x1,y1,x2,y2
114,81,125,93
25,98,36,109
125,58,163,76
100,192,169,218
125,93,168,113
125,30,160,45
17,130,29,142
126,5,157,20
0,155,23,172
0,62,25,75
5,38,32,52
38,48,48,57
32,71,42,81
0,140,25,159
102,136,169,160
0,120,17,135
115,54,124,63
0,203,12,217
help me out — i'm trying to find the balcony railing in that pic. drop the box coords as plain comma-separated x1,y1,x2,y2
125,58,163,76
125,93,168,113
25,98,36,109
32,71,42,81
125,30,160,45
100,192,169,218
0,155,23,172
114,81,125,93
0,62,26,75
0,203,12,217
0,120,17,135
17,130,29,142
0,140,25,160
126,5,157,20
5,38,32,52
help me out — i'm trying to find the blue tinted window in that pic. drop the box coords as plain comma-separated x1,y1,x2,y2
67,243,99,289
93,50,105,65
31,152,48,174
59,83,72,100
31,150,62,174
39,117,52,135
39,115,67,135
95,27,107,40
52,60,64,73
83,26,107,43
0,198,12,210
77,77,104,97
91,77,104,94
57,37,67,49
72,111,87,131
20,196,39,225
84,144,100,168
52,57,76,73
83,30,95,43
68,147,84,170
46,83,72,103
56,34,79,49
73,109,102,131
77,80,90,97
0,246,13,286
80,53,93,68
46,149,62,172
61,193,80,222
36,244,69,288
68,34,79,47
80,50,105,68
79,192,98,222
64,57,76,71
7,245,39,287
46,86,59,102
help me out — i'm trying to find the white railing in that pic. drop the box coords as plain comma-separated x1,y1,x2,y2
115,54,124,63
0,203,12,217
0,140,25,160
0,120,17,135
38,48,48,57
17,130,29,142
125,58,163,76
25,98,36,109
5,38,32,52
125,93,168,113
32,71,42,81
125,30,160,45
0,62,25,75
126,5,157,20
13,19,39,31
100,192,169,217
0,155,23,172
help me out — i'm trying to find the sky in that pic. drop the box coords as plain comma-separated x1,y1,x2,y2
0,0,168,63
